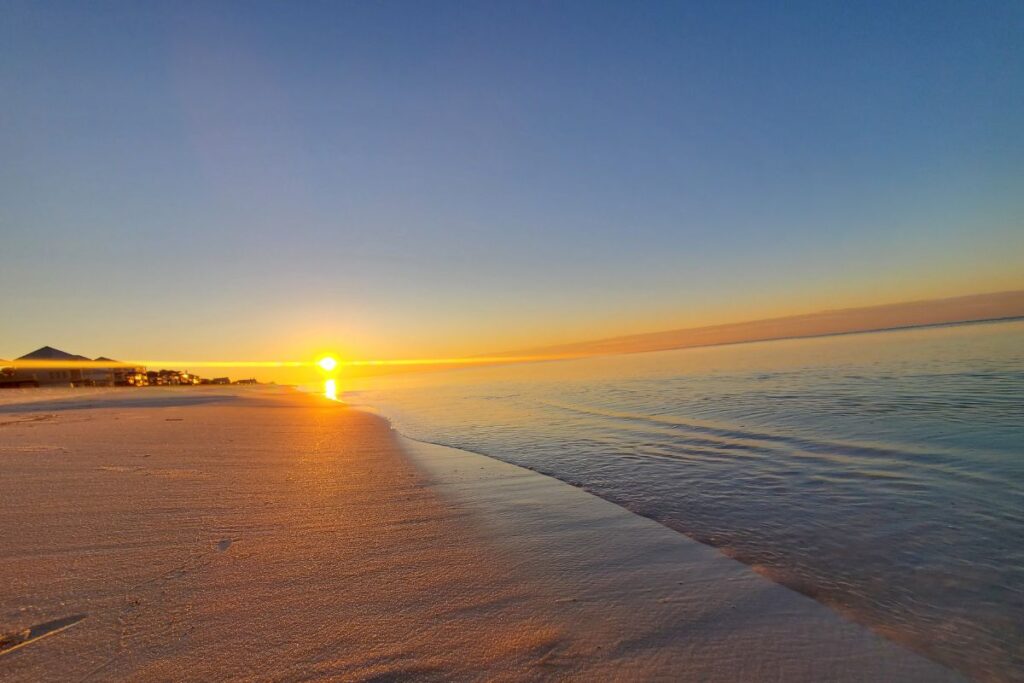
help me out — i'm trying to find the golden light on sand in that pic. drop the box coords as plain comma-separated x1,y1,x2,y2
323,378,338,401
317,356,339,373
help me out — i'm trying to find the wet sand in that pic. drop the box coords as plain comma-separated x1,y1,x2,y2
0,387,960,680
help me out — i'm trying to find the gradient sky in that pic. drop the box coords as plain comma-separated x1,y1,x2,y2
2,1,1022,366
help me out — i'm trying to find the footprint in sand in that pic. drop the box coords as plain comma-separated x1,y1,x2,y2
0,414,56,428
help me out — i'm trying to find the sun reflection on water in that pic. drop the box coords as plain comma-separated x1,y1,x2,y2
324,378,338,401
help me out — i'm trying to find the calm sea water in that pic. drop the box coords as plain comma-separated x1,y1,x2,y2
349,319,1024,681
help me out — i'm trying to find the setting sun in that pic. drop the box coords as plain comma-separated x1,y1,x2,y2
2,2,1021,679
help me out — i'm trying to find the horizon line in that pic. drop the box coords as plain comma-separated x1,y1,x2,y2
3,289,1023,373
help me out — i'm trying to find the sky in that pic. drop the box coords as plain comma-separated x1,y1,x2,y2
2,1,1022,370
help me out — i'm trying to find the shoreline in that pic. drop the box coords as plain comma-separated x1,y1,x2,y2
0,386,960,680
396,434,961,681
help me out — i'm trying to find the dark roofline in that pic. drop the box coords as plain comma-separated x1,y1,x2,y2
17,346,90,361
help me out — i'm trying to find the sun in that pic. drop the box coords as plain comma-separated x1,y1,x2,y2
317,356,338,373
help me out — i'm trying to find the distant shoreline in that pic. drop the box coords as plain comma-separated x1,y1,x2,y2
512,290,1024,361
580,313,1024,360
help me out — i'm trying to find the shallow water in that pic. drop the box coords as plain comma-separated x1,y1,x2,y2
350,319,1024,680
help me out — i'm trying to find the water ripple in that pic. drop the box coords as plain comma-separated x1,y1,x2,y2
358,320,1024,680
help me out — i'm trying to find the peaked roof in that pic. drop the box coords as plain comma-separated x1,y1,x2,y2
17,346,91,361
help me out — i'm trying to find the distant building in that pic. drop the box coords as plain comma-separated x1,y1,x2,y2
121,369,148,386
0,346,117,387
146,369,197,386
234,378,258,385
157,370,174,385
0,346,222,389
95,357,147,386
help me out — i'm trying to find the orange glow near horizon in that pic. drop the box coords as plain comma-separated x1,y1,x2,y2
0,353,580,386
0,354,577,371
1,360,312,369
4,290,1021,381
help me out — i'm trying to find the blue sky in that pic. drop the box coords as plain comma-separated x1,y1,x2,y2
2,1,1022,361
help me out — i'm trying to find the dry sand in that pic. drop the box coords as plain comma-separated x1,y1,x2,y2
0,386,960,681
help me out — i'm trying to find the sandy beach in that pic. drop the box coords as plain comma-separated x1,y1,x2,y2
0,386,960,681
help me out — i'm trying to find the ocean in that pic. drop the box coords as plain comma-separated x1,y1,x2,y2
347,318,1024,680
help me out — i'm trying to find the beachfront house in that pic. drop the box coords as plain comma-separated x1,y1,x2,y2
0,347,151,388
0,348,215,388
1,346,112,387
